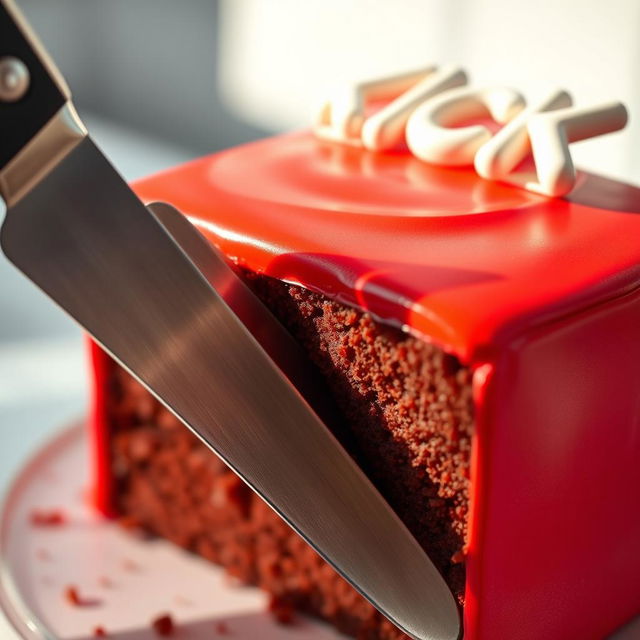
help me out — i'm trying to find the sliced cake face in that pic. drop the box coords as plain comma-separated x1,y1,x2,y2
90,132,640,640
94,276,474,640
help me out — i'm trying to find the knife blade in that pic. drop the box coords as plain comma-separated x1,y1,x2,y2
0,3,461,639
147,200,342,428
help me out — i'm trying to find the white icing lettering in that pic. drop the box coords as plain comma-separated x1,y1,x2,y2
361,66,467,151
313,66,629,197
406,86,525,166
315,67,437,146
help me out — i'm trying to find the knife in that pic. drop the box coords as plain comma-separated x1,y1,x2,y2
0,3,460,639
147,200,344,430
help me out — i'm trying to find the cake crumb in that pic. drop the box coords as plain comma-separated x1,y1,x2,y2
30,509,66,527
151,613,175,636
215,621,230,634
117,514,142,531
64,585,101,607
64,586,81,606
451,550,465,564
122,557,141,572
36,548,52,562
93,626,107,637
268,595,295,625
98,576,113,589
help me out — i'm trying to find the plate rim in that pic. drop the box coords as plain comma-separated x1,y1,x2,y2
0,420,84,640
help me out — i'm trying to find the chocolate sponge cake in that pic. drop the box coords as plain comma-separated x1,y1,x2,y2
90,132,640,640
100,277,473,639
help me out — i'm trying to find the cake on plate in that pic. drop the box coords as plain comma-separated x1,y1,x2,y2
88,70,640,640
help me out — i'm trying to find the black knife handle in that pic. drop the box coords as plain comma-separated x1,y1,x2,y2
0,0,68,170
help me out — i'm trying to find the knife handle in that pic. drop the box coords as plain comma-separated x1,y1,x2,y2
0,0,69,171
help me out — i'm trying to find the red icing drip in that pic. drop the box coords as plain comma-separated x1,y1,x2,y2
88,338,115,517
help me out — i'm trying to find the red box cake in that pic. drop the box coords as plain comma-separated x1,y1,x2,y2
89,131,640,639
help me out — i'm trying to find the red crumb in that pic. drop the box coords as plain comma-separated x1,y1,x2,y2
451,550,465,564
151,613,175,636
30,509,66,527
93,626,107,637
117,515,142,531
64,585,101,607
268,595,295,625
65,586,81,606
173,595,193,606
36,548,51,562
122,558,141,572
215,621,230,634
98,576,113,588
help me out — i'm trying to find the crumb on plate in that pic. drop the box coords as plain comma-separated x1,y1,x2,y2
30,509,66,527
64,585,101,607
268,595,295,625
215,620,230,634
151,613,175,636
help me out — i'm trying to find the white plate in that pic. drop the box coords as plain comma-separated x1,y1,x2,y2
0,422,343,639
3,422,638,640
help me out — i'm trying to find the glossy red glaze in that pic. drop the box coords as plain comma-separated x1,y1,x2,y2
90,131,640,639
88,339,115,518
134,132,640,362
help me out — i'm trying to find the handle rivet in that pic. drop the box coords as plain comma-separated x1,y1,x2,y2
0,56,30,102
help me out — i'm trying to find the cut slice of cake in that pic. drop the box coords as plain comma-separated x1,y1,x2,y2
89,133,640,640
96,277,473,639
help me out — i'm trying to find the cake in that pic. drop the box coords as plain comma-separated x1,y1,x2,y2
89,76,640,639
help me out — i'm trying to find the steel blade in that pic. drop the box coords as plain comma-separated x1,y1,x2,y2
148,200,333,419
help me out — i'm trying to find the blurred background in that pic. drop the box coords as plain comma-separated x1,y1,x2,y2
0,1,638,626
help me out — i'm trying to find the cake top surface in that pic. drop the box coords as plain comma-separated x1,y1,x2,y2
134,131,640,364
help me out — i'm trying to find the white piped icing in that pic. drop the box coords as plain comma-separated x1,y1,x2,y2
519,101,627,197
361,66,467,151
474,90,573,183
406,86,525,166
314,67,436,146
313,66,628,197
